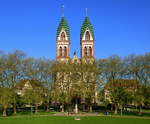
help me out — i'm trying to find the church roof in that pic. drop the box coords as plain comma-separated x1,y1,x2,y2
56,16,70,39
80,16,94,40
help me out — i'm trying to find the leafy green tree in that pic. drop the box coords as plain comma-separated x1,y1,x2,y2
2,50,26,115
23,86,44,114
83,63,99,112
110,87,126,114
107,80,135,114
32,87,44,113
43,88,52,112
51,62,72,112
133,86,145,114
0,87,12,116
125,54,150,86
22,89,34,113
143,86,150,107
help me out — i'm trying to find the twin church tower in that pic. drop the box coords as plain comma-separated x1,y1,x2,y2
56,14,95,62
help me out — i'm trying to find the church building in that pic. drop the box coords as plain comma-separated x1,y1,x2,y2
54,14,97,113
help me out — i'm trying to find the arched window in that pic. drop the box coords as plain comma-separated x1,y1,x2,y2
61,32,66,41
59,47,62,57
89,47,92,56
85,31,90,40
64,47,67,57
84,47,87,57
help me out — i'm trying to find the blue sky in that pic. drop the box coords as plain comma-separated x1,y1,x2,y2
0,0,150,59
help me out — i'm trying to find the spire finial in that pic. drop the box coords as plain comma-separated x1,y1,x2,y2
61,5,65,17
74,51,76,56
86,8,88,16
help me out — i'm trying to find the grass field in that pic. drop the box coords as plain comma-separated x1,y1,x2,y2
0,116,149,124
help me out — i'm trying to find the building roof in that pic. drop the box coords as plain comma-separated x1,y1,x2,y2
56,16,70,39
15,80,43,90
80,16,94,40
105,79,140,90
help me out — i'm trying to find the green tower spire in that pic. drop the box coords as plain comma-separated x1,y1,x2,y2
56,16,70,40
80,16,94,41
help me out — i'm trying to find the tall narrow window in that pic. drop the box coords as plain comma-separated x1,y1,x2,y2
61,32,66,41
84,47,87,57
59,47,62,57
64,47,67,57
89,47,92,56
85,31,90,40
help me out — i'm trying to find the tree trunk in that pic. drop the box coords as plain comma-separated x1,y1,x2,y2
111,104,113,111
35,104,38,114
139,105,142,115
61,104,64,112
13,104,17,115
89,105,92,112
3,106,7,117
120,105,123,116
136,105,138,111
82,104,85,112
46,103,49,112
75,104,78,113
67,104,70,115
114,104,118,114
31,106,33,114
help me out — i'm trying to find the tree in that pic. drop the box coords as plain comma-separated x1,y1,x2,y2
32,87,44,113
0,87,12,116
125,54,150,86
2,50,26,115
83,62,99,112
0,52,5,87
143,86,150,108
133,86,145,114
106,79,137,114
97,55,125,92
43,88,52,112
51,62,72,112
112,88,133,115
23,81,44,114
125,53,150,109
98,56,126,112
40,60,54,112
22,89,34,113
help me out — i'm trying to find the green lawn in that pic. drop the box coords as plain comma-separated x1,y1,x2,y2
0,116,149,124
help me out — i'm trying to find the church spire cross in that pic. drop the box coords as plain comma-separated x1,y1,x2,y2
86,8,88,16
61,5,65,17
